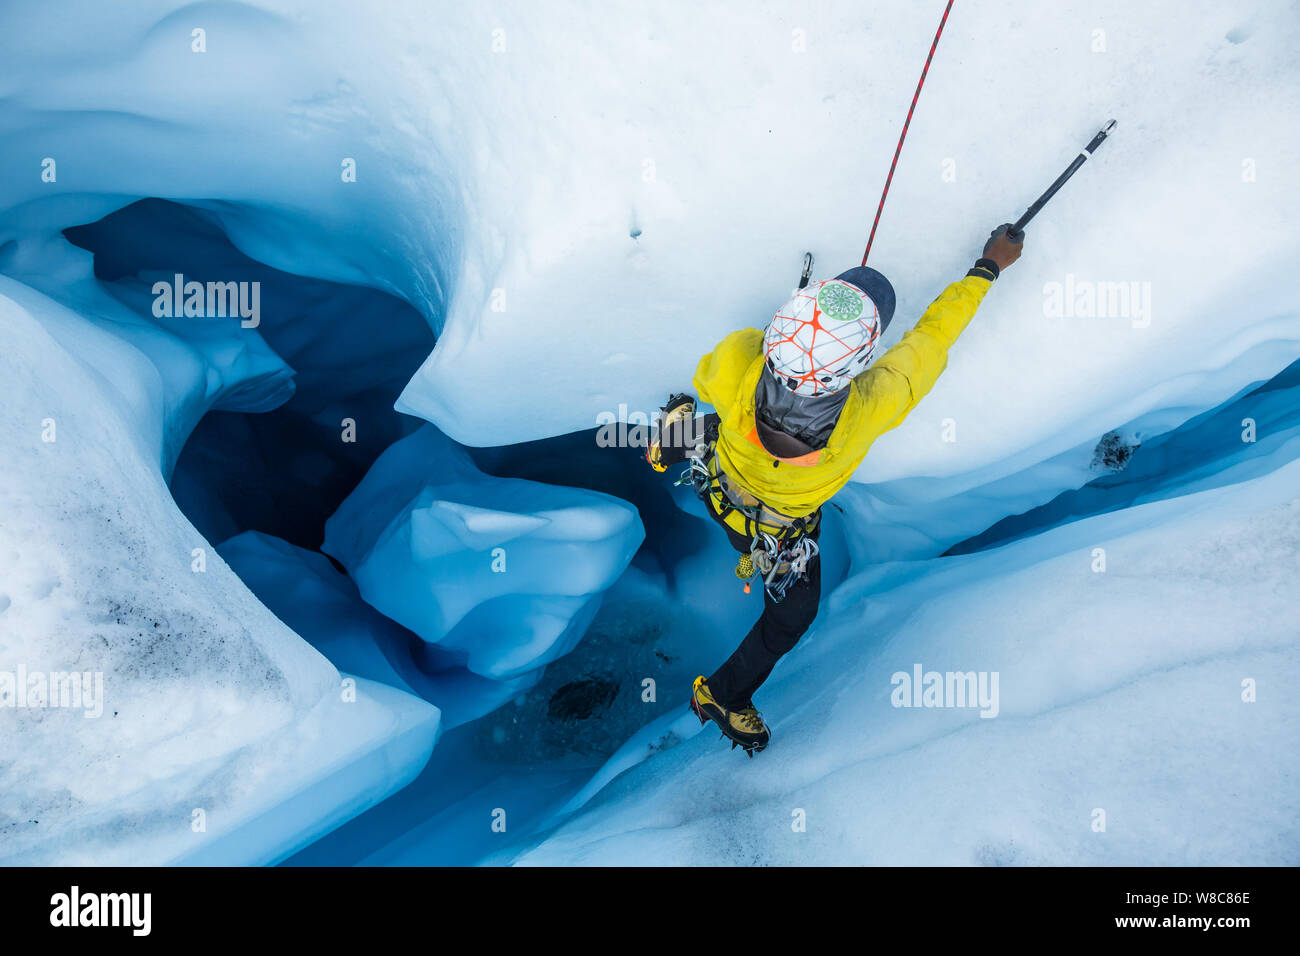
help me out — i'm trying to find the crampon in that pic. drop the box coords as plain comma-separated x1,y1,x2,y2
690,676,770,758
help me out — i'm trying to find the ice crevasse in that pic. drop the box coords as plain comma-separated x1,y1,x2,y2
0,0,1298,865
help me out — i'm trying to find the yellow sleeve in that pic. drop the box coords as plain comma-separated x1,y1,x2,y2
854,274,992,429
692,328,764,415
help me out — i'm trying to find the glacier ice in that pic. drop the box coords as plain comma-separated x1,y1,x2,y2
220,529,537,729
322,425,644,681
0,286,438,865
950,357,1300,556
0,0,1297,867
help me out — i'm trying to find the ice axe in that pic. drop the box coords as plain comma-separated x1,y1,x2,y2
1005,120,1117,241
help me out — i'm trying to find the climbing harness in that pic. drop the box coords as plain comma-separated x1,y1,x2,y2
676,439,819,603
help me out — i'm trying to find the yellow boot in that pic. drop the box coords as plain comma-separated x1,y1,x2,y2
690,676,770,756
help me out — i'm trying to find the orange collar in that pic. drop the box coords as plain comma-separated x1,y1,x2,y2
745,425,822,467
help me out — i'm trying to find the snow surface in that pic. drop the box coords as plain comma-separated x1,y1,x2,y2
0,285,438,865
1,0,1297,865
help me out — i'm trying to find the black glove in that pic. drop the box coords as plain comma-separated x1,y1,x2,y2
981,223,1023,273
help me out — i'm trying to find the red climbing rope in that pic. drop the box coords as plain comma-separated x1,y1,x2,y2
861,0,956,266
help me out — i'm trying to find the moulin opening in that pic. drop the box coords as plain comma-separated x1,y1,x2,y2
63,198,434,550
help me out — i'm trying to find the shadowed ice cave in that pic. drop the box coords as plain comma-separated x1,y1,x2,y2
65,198,435,550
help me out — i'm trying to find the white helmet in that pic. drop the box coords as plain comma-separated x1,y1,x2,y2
763,276,887,397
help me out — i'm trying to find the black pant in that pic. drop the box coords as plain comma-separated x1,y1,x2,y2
705,502,821,712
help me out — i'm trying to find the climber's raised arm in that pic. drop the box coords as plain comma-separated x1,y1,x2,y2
856,224,1024,431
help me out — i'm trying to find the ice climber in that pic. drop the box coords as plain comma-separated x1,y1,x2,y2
646,225,1025,755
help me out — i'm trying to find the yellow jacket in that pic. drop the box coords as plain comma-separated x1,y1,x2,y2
692,274,993,519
